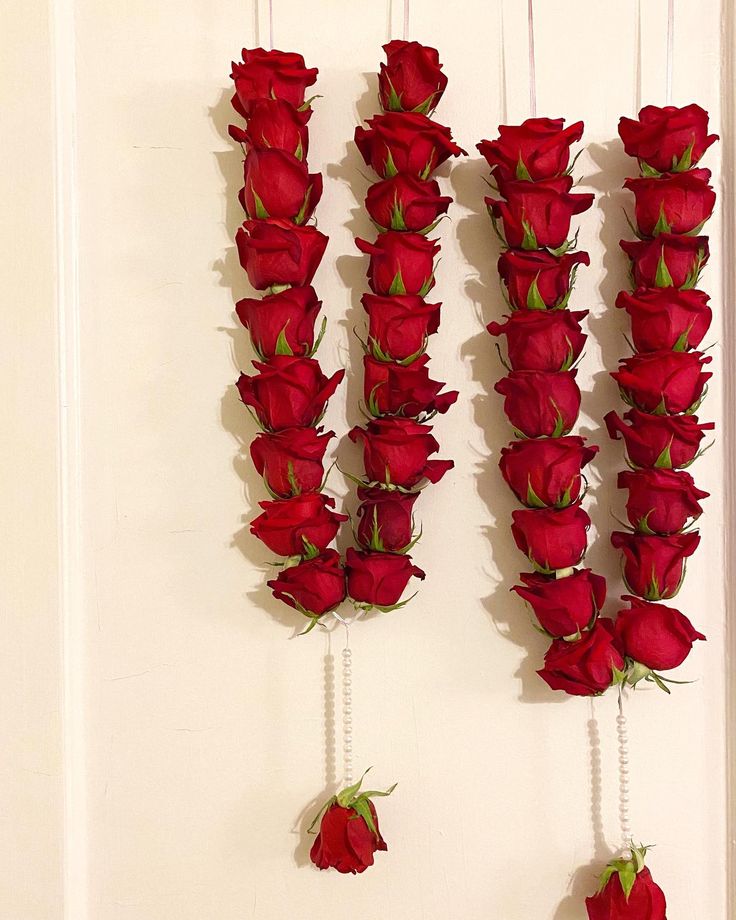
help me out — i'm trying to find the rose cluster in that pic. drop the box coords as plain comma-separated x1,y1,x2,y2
229,49,348,628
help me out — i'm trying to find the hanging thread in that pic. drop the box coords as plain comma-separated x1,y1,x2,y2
332,613,355,785
665,0,674,105
403,0,410,42
617,689,632,853
268,0,274,51
527,0,537,117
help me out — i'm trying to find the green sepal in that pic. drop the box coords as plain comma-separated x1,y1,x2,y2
652,203,672,237
672,322,694,352
550,400,568,437
526,275,547,310
383,76,403,112
294,185,314,225
298,94,321,112
515,156,532,180
525,478,548,509
307,315,328,357
639,160,661,178
388,269,406,295
384,149,399,178
682,248,706,290
520,218,538,251
300,536,320,560
274,324,294,356
286,460,301,496
251,188,270,220
410,92,438,116
294,137,304,161
653,438,674,469
418,273,435,298
390,197,408,230
672,139,695,172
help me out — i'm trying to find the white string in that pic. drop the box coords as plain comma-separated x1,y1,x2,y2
268,0,274,51
527,0,537,117
617,689,632,854
665,0,674,105
332,611,364,785
403,0,409,41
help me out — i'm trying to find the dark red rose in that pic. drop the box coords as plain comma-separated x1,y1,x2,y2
365,174,451,232
498,249,589,310
378,40,448,114
477,118,584,183
355,486,419,552
625,168,715,236
511,504,591,573
236,219,328,289
230,48,317,117
606,408,714,469
230,97,311,154
362,293,441,361
618,103,718,173
620,233,709,289
499,436,598,508
612,350,711,415
618,468,709,534
345,547,425,607
310,800,386,874
236,356,344,431
267,549,346,617
364,354,458,418
614,596,705,671
236,285,322,358
513,569,606,638
241,149,322,223
611,531,700,600
354,112,465,179
539,618,624,696
349,417,453,488
356,232,439,296
487,175,593,250
495,370,580,438
488,309,588,372
250,493,348,557
250,426,333,498
615,288,712,353
586,863,667,919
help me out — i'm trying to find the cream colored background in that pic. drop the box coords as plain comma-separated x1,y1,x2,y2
2,0,734,918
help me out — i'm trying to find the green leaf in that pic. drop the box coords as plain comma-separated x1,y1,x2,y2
388,270,406,295
526,275,547,310
350,796,379,838
654,251,673,288
251,188,270,220
274,324,294,356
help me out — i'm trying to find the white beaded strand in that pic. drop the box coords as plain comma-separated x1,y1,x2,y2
342,634,353,785
617,688,632,853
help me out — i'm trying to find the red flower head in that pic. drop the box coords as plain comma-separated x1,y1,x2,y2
625,168,715,236
511,504,591,573
364,354,458,418
354,112,465,179
488,309,588,372
355,486,419,553
250,493,348,558
356,232,439,296
236,285,322,358
611,531,700,600
230,48,317,118
620,233,709,289
378,40,448,114
615,595,705,672
345,547,425,608
241,149,322,223
349,417,453,488
231,97,311,154
618,103,718,173
606,408,714,469
362,293,441,361
310,801,386,874
612,350,711,415
587,849,667,919
618,468,709,534
236,219,328,289
538,618,624,696
615,288,712,353
477,117,584,183
250,426,333,498
499,436,598,508
513,569,606,638
497,249,589,310
495,369,581,438
365,174,452,232
267,550,346,618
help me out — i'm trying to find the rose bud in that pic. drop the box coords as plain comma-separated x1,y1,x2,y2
611,531,700,600
349,417,453,488
615,595,705,672
477,117,584,183
230,48,317,118
499,436,598,508
250,426,334,498
236,219,328,289
615,288,712,353
310,787,389,874
488,176,593,251
606,408,714,469
250,493,348,558
495,370,581,438
236,356,344,431
620,233,709,289
355,486,419,552
236,285,322,358
378,40,448,114
612,350,712,415
364,354,458,418
354,112,465,179
618,468,709,534
538,618,624,696
488,309,588,372
498,249,590,310
231,97,311,155
267,549,346,618
625,168,716,236
586,849,667,919
511,504,591,573
241,149,322,223
356,232,439,296
513,569,606,638
345,547,425,608
618,102,718,173
362,293,441,361
365,175,451,232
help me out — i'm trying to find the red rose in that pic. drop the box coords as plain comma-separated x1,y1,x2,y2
499,436,598,508
378,40,448,114
230,48,317,117
354,112,465,179
606,408,714,469
487,176,593,250
250,426,333,498
477,117,584,183
587,862,667,919
250,493,348,557
538,618,624,696
349,417,453,488
615,596,705,671
513,569,606,637
241,149,322,223
611,531,700,600
618,468,709,534
364,354,458,418
356,232,439,296
620,233,709,289
310,800,387,874
236,356,344,431
495,370,580,438
236,219,328,289
612,350,711,415
618,103,718,173
511,504,591,573
230,97,311,154
236,285,322,358
625,168,715,236
355,486,419,552
267,549,346,617
615,288,712,353
498,249,590,309
365,174,451,232
362,293,441,361
487,309,588,372
345,547,425,608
